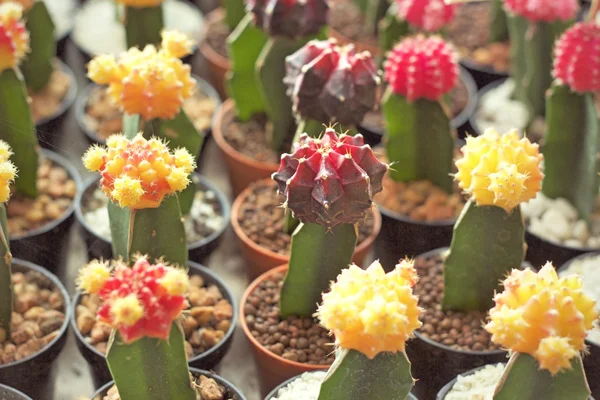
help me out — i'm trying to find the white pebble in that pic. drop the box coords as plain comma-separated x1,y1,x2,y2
445,363,505,400
271,371,327,400
573,220,591,243
474,79,529,136
552,198,579,221
540,208,571,241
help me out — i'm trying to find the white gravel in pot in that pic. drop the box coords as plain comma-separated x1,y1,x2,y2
444,363,504,400
270,371,327,400
473,79,529,136
45,0,76,39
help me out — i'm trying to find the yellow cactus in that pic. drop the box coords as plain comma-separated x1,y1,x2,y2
111,295,144,326
114,0,164,7
77,259,111,294
485,264,598,375
0,140,16,203
81,133,195,209
317,260,423,359
87,30,195,120
159,268,189,296
455,128,543,212
0,2,29,72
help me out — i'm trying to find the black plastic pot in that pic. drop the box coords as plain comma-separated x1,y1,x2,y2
35,60,78,149
358,66,479,146
525,230,595,271
75,173,230,264
460,57,509,91
72,261,238,389
9,150,80,272
265,371,419,400
0,384,33,400
0,259,71,400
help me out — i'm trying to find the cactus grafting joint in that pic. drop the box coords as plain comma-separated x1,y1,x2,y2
454,128,543,212
396,0,457,32
485,264,598,375
272,128,388,228
553,22,600,93
115,0,165,7
246,0,329,39
77,256,190,344
284,38,380,126
0,141,16,203
0,2,29,72
317,260,422,359
504,0,579,22
384,35,458,102
87,30,195,121
82,133,195,209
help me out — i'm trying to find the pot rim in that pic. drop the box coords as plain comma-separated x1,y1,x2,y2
70,261,239,366
35,59,78,128
435,363,503,400
459,57,510,79
74,173,231,252
231,178,383,263
526,229,600,253
0,258,72,370
198,7,230,70
89,367,248,400
9,149,81,241
0,383,33,400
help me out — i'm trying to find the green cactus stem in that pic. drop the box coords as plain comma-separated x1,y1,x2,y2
494,353,591,400
442,200,525,311
317,348,414,400
279,223,357,318
21,1,56,92
364,0,390,37
490,0,509,42
124,5,164,49
379,3,410,57
224,0,245,30
0,204,12,335
0,69,38,198
382,88,454,193
542,84,599,223
227,14,269,120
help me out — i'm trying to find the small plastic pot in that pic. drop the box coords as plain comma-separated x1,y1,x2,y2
71,261,238,389
75,173,230,264
231,179,382,281
0,384,33,400
35,60,78,149
212,99,280,196
90,368,247,400
199,7,230,99
0,259,72,400
9,150,80,272
459,57,509,90
525,230,595,271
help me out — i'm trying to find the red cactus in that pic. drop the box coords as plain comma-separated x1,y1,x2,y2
553,22,600,93
504,0,578,22
384,35,458,101
272,128,388,228
396,0,457,32
246,0,329,38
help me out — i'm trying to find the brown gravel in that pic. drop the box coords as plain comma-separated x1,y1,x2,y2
222,112,281,164
84,85,217,141
329,0,378,47
238,180,376,255
413,253,501,352
76,274,233,358
0,270,66,364
244,271,334,365
205,12,230,59
29,63,71,124
7,159,76,236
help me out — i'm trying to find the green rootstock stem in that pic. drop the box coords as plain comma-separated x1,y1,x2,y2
317,349,414,400
379,4,410,58
224,0,245,30
107,324,196,400
364,0,389,37
0,204,12,335
125,5,164,49
382,89,453,193
494,353,590,400
442,200,525,312
542,85,599,223
279,223,357,318
0,69,38,198
21,2,56,92
490,0,509,42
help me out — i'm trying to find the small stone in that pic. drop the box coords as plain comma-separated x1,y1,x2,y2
77,312,96,336
572,220,590,243
553,198,579,221
540,208,571,241
198,375,225,400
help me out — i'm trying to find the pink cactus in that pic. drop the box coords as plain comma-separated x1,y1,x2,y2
246,0,328,38
396,0,457,32
504,0,578,22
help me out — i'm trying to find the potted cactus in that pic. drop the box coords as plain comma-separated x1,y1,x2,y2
405,127,544,399
239,127,388,395
523,21,600,267
212,0,329,195
437,264,596,400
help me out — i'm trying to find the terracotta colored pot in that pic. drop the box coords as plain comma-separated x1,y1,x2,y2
240,265,330,397
199,8,230,99
328,26,381,57
231,179,383,281
212,99,280,196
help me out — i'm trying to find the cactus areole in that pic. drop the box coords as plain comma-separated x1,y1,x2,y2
246,0,329,38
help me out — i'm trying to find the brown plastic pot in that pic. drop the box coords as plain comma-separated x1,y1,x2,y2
231,179,383,281
199,8,231,99
328,26,380,57
212,99,280,196
240,265,330,397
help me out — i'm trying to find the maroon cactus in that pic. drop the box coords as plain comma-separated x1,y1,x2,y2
272,128,388,228
246,0,329,38
284,39,380,126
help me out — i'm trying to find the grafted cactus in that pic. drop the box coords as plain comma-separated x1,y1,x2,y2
0,143,17,336
116,0,165,49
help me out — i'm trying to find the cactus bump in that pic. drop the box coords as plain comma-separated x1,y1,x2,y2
0,143,17,336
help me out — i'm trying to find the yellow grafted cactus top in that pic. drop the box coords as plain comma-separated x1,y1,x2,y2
87,30,195,120
454,128,543,212
0,2,29,72
0,141,16,203
317,260,423,359
485,264,598,375
114,0,164,8
81,133,195,209
0,1,33,11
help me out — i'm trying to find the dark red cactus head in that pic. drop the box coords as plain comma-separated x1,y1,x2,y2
284,38,380,126
246,0,329,39
384,34,458,101
553,22,600,93
504,0,578,22
272,128,388,228
396,0,457,32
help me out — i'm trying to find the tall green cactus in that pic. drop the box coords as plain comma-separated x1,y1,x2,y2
0,204,12,335
21,1,56,92
224,0,245,30
124,4,164,49
364,0,390,37
379,3,410,57
490,0,509,42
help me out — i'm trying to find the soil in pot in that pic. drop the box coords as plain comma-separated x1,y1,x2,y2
204,9,229,61
328,0,378,49
29,61,73,126
221,112,282,165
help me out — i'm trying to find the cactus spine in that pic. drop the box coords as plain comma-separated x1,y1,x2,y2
21,1,55,92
